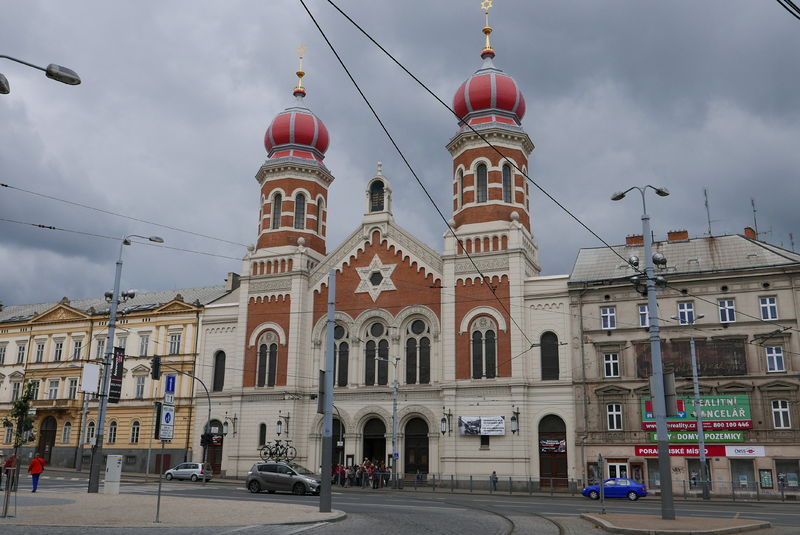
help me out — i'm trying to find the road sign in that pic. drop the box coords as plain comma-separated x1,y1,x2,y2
393,452,399,459
164,393,174,404
165,374,176,394
159,404,175,440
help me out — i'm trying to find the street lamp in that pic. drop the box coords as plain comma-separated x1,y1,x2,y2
440,408,452,436
375,355,400,487
510,407,520,435
276,411,290,437
612,185,675,520
0,55,81,94
671,313,710,500
88,234,164,493
223,412,238,437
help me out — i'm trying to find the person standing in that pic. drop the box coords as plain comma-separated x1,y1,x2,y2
28,453,45,492
490,470,498,492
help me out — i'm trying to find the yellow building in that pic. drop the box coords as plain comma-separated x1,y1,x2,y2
0,286,226,472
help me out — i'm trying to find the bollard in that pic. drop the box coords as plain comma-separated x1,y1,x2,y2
450,474,454,493
550,478,554,496
432,474,436,492
683,479,687,500
469,475,473,493
755,483,760,502
528,477,533,495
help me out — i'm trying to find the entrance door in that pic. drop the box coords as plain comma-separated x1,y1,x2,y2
207,419,223,474
607,461,628,479
403,418,429,477
362,418,386,464
333,417,345,466
538,415,567,487
38,416,57,463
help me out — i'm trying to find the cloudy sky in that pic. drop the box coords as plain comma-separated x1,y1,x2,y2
2,1,799,306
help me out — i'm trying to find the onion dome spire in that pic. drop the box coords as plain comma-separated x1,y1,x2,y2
293,45,307,97
481,0,495,59
264,46,330,163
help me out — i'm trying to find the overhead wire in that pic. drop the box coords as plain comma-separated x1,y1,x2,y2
776,0,800,21
298,0,536,351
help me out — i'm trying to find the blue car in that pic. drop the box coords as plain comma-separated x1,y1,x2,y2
582,478,647,501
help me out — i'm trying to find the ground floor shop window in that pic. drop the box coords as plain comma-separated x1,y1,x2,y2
587,462,600,484
775,459,800,488
687,459,712,489
730,459,755,488
646,458,660,488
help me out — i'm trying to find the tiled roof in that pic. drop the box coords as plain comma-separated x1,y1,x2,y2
0,286,228,324
569,234,800,284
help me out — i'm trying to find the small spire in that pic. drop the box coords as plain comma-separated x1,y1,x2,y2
480,0,495,59
376,161,383,175
293,45,308,97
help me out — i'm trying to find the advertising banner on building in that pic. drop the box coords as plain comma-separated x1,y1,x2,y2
648,431,745,443
458,416,506,435
635,445,765,457
641,395,751,430
108,346,125,404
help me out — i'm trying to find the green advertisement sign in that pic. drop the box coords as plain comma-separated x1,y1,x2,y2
641,395,751,431
648,431,745,443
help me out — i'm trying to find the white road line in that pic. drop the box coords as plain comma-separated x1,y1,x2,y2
286,523,329,534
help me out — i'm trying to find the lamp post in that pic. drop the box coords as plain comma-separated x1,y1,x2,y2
87,234,163,493
0,55,81,94
611,185,675,520
440,408,452,436
671,313,710,500
510,407,520,435
375,356,400,488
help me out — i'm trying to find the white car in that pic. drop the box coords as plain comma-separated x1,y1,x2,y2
164,462,212,482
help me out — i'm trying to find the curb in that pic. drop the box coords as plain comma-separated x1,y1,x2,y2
580,513,770,535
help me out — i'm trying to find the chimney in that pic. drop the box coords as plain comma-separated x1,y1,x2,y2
225,272,241,291
667,229,689,242
744,227,757,240
626,234,644,246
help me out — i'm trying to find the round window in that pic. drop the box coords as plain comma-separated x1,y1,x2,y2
334,325,345,340
370,323,384,337
410,320,426,335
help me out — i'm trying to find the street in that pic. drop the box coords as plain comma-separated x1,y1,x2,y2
1,469,796,534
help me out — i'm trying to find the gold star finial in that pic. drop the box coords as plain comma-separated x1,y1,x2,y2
480,0,495,57
294,45,308,95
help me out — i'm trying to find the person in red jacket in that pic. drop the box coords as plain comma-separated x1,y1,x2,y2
28,453,45,492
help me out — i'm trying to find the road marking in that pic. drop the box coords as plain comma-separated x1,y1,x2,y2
287,523,329,534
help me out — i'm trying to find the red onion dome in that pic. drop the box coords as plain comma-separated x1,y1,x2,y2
453,56,526,127
264,94,330,162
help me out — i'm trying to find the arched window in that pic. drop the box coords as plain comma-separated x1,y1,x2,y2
259,423,267,446
457,170,464,209
502,165,512,203
405,319,431,384
316,197,325,234
131,420,140,444
271,193,282,229
334,325,349,387
540,332,559,380
476,163,488,203
364,322,389,386
257,340,278,387
471,317,497,379
87,421,95,444
294,193,306,229
370,180,385,212
108,420,117,444
62,421,72,444
212,351,226,392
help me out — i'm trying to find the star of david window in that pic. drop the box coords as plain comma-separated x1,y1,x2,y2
355,255,397,301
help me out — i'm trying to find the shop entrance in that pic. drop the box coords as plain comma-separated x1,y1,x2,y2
206,419,224,474
538,415,567,487
38,416,57,463
362,418,386,464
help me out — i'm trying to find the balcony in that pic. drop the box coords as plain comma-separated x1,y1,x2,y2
31,398,81,411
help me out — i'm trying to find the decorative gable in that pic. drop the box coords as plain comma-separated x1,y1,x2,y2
32,304,88,324
594,385,631,397
716,381,754,393
155,300,196,314
758,380,798,392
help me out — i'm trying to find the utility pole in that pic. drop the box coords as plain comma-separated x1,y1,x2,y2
320,270,336,513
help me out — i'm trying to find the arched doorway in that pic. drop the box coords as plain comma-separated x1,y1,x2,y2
207,419,224,474
333,417,345,466
539,415,567,488
38,416,57,463
403,417,429,477
362,418,386,464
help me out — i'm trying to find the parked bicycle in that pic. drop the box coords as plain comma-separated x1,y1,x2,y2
259,439,297,462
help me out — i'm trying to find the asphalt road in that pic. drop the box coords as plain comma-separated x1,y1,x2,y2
5,470,798,535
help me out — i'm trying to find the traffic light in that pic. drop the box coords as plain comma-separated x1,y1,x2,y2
151,355,161,380
200,433,212,447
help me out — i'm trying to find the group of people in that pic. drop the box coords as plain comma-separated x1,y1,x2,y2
1,453,46,492
332,459,393,489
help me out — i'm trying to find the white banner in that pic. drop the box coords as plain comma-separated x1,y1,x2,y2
725,445,765,457
81,363,100,393
458,416,506,436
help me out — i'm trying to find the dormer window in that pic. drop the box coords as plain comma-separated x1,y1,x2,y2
370,180,385,212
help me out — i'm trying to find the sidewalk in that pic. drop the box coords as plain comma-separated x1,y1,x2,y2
581,513,770,535
1,490,345,527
